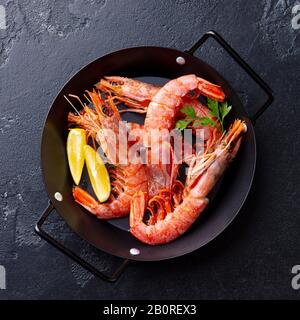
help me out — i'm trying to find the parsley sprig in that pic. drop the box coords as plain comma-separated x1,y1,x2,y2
207,98,232,132
175,98,232,132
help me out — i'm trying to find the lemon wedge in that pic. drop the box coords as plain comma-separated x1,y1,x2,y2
67,128,86,185
84,145,111,202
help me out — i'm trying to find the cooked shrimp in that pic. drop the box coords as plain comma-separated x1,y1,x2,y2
140,75,225,202
130,119,246,245
96,76,159,112
67,90,148,219
144,74,225,133
97,76,223,150
73,163,147,219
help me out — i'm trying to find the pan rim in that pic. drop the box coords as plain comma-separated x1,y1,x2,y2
40,45,256,261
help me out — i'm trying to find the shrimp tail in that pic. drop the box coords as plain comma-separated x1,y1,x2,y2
73,186,99,212
197,77,225,101
73,186,130,219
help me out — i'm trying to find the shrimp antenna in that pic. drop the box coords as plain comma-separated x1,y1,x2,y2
65,94,102,139
68,94,86,108
83,93,92,104
64,95,82,117
85,90,97,104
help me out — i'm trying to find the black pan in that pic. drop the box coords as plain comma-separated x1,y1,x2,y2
35,31,273,281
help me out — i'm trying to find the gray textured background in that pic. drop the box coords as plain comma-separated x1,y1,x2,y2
0,0,299,299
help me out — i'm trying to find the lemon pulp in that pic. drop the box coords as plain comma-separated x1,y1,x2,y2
84,145,111,202
67,128,86,185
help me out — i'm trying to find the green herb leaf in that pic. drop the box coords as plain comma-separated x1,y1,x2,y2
207,98,219,119
220,102,232,122
207,98,232,132
175,100,232,133
175,119,192,131
194,117,216,127
180,105,197,118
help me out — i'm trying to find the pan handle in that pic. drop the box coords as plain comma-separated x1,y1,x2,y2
185,30,274,123
35,201,130,283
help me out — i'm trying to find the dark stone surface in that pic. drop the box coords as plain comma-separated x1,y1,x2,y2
0,0,299,299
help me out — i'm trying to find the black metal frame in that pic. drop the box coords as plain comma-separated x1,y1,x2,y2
35,30,273,282
185,31,274,123
35,201,129,282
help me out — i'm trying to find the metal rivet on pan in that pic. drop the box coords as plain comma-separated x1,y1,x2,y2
54,192,63,202
176,56,186,65
130,248,140,256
